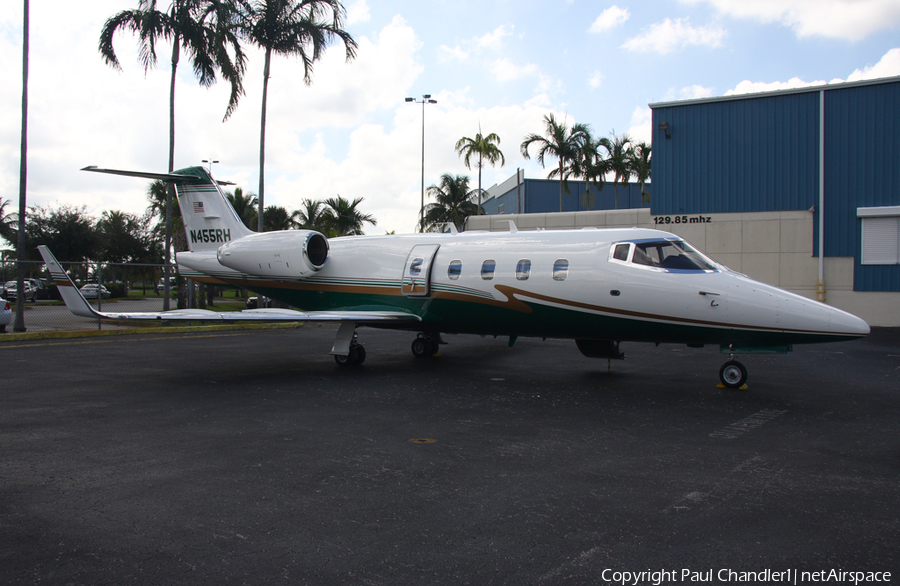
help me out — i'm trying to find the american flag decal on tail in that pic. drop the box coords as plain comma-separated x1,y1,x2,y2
193,201,204,213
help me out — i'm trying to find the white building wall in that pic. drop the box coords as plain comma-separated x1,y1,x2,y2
466,209,899,327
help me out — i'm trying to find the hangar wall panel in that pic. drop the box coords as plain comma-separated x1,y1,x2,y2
652,93,820,215
652,77,900,293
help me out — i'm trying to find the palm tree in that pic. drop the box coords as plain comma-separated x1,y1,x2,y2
100,0,247,309
571,133,609,211
454,126,505,214
0,198,17,246
226,186,259,229
600,132,634,210
100,1,247,127
323,195,375,236
630,142,651,207
242,0,357,232
520,113,591,212
263,205,293,231
422,174,480,233
291,198,333,232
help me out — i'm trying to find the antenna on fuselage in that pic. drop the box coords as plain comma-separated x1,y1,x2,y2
498,219,518,234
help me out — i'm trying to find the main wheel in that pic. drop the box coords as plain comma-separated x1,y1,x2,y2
334,344,366,367
351,344,366,365
719,360,748,389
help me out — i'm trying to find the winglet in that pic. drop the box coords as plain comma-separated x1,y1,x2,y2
37,245,100,319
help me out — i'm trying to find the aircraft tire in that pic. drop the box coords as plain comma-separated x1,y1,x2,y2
334,345,366,367
719,360,748,389
352,344,366,365
411,338,429,358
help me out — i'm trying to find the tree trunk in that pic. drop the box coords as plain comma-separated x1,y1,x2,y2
477,153,482,214
163,34,180,311
258,48,272,233
558,159,564,212
15,0,29,332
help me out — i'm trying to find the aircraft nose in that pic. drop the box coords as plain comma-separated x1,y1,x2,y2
829,306,870,337
783,292,870,339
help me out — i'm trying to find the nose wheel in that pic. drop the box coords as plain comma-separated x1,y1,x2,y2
411,334,441,358
719,359,748,389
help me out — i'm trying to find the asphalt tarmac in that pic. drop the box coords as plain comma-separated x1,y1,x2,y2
1,325,898,585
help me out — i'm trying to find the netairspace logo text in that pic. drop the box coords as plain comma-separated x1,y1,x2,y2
600,568,892,585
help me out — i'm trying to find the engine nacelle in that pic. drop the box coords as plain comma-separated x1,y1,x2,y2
217,230,329,278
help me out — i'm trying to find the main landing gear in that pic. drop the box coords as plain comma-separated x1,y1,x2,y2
411,333,441,358
334,340,366,366
332,322,366,367
719,358,748,389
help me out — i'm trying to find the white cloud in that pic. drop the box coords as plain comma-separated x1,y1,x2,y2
491,57,538,82
345,0,371,25
437,44,469,63
724,77,827,96
622,18,726,54
723,47,900,97
663,84,716,100
475,24,514,51
847,48,900,81
627,106,652,145
682,0,900,41
588,70,604,89
588,6,630,33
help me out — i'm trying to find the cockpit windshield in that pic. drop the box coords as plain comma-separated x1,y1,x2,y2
610,240,718,272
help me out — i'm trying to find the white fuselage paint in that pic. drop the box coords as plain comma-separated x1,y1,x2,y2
178,226,870,346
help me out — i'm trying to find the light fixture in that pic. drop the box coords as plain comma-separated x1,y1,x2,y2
658,121,671,139
405,94,438,232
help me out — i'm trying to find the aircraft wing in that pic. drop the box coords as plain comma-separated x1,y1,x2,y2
37,246,420,325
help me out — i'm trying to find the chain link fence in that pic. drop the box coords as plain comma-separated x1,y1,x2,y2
1,259,250,333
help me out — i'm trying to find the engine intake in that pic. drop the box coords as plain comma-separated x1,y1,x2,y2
217,230,329,278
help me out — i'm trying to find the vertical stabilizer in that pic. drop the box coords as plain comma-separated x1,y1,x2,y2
172,166,254,253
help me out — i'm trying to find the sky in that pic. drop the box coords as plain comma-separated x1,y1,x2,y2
1,0,899,238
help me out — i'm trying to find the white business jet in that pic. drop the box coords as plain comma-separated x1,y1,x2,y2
38,165,870,388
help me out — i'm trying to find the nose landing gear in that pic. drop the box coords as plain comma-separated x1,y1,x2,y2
411,333,442,358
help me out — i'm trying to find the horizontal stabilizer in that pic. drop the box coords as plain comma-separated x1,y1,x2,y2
81,166,200,183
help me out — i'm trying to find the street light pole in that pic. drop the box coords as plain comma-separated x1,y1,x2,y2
405,94,437,232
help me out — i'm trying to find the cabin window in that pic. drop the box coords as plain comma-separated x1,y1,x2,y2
409,258,424,276
448,260,462,280
553,259,569,281
481,260,496,280
613,243,631,261
516,259,531,280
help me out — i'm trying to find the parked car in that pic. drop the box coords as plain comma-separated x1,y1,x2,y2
27,278,52,300
246,296,258,309
0,299,11,332
157,277,176,292
79,284,111,299
2,280,36,302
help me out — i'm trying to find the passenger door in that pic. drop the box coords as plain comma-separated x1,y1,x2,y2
401,244,440,298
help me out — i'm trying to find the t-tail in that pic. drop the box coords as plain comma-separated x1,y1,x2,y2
81,165,253,253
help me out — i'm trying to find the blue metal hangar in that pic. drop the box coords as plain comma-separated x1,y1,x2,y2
649,76,899,325
474,76,899,326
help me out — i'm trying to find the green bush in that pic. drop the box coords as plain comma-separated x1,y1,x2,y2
106,283,126,298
